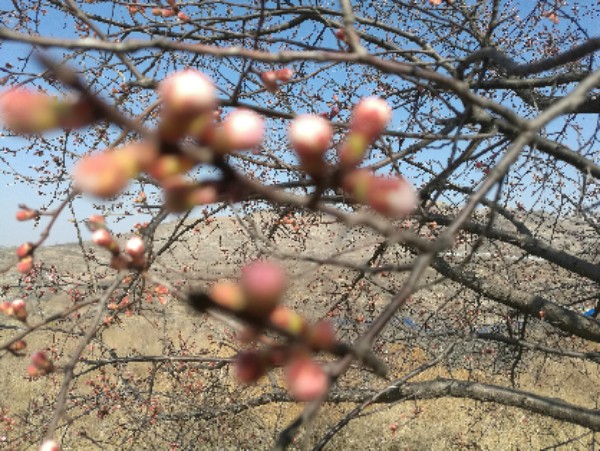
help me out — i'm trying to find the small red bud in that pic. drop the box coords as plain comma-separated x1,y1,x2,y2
285,356,328,401
241,260,286,318
39,439,61,451
210,281,247,312
11,299,27,322
260,71,279,93
16,208,39,221
16,242,34,259
275,68,294,83
0,301,14,316
8,339,27,352
17,256,34,274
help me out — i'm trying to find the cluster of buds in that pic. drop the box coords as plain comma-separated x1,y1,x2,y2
0,89,94,134
260,68,294,93
195,260,336,401
343,169,417,218
151,0,190,22
27,351,54,378
88,215,147,270
15,241,35,274
0,299,28,322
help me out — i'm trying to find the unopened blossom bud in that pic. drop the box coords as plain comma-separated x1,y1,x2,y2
275,68,294,83
285,356,328,401
289,115,333,174
16,208,39,222
159,69,217,118
0,88,57,133
17,256,34,274
125,236,145,257
210,281,247,312
16,242,34,259
0,301,13,316
338,132,370,168
177,11,190,22
241,260,286,318
350,97,392,140
260,71,278,93
11,299,27,322
218,108,264,152
366,175,418,218
39,439,61,451
269,306,307,337
8,339,27,352
343,170,417,218
72,152,130,198
92,229,119,254
151,7,162,15
30,351,54,373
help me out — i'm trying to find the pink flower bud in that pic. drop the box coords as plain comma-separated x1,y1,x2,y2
159,69,216,118
147,154,196,181
16,242,34,259
260,71,278,93
344,170,417,218
125,236,145,258
31,351,54,373
73,152,130,198
220,108,264,151
289,115,333,174
269,306,307,337
241,261,286,318
350,97,392,139
275,68,294,82
151,7,162,15
39,439,60,451
210,281,247,312
367,175,418,218
285,356,328,401
16,208,39,222
0,301,14,316
342,169,372,204
11,299,27,322
0,88,57,133
92,229,119,254
8,339,26,352
177,11,190,21
17,256,34,274
335,29,347,42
